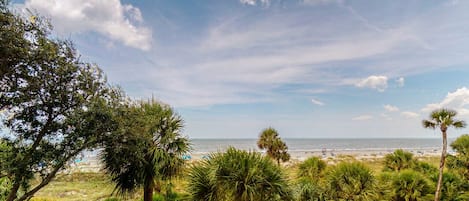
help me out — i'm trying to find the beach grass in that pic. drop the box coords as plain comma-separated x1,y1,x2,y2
31,173,117,201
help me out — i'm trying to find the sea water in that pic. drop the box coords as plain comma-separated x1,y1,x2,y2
80,138,452,163
191,138,450,153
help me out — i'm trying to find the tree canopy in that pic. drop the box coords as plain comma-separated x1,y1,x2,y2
101,100,190,201
257,127,290,165
422,108,466,201
0,2,121,200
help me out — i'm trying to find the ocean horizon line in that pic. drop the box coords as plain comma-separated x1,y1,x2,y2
189,137,445,140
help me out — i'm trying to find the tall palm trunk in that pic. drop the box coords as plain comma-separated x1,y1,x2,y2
434,131,447,201
144,178,155,201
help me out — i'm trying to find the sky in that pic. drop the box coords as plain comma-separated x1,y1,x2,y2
12,0,469,139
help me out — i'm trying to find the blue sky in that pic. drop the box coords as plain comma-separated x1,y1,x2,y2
14,0,469,138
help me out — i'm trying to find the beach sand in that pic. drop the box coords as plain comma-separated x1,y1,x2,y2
67,148,443,173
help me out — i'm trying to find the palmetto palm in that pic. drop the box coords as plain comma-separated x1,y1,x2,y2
257,127,290,165
296,157,327,201
422,108,466,201
325,162,377,201
297,156,327,180
384,149,414,172
392,170,433,201
188,147,293,201
101,101,190,201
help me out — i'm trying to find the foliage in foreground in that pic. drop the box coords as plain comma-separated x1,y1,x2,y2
101,101,190,201
295,156,327,201
1,2,121,200
422,108,466,201
188,147,293,201
324,162,377,201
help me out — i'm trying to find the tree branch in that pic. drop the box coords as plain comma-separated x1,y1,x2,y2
16,146,86,201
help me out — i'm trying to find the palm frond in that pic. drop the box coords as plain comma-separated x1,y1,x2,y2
422,120,436,129
452,120,466,129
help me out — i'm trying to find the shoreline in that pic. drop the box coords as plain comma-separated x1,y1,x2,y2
67,148,443,173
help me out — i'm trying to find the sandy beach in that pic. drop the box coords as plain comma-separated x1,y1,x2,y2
67,147,443,173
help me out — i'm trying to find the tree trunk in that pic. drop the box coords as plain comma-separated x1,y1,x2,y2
6,179,20,201
144,179,155,201
434,131,447,201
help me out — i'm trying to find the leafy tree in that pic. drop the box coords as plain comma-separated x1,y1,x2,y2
257,127,290,165
447,134,469,180
101,101,190,201
0,2,119,200
0,0,32,77
423,109,466,201
384,149,415,172
188,147,293,201
324,162,377,201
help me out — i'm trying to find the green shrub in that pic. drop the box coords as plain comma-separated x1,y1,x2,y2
392,170,433,201
188,147,293,201
297,157,327,180
412,161,438,175
324,162,377,201
295,177,325,201
383,149,414,172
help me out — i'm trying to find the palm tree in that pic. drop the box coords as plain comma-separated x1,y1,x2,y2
422,108,466,201
101,101,190,201
392,170,433,201
384,149,415,172
297,156,327,180
257,127,290,165
188,147,293,201
325,162,377,201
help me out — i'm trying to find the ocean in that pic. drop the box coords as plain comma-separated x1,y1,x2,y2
81,138,451,163
191,138,451,154
74,138,450,171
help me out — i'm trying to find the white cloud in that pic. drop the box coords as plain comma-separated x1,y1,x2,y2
380,113,392,120
384,104,399,112
352,115,373,121
401,111,419,118
355,75,388,92
396,77,405,87
311,98,325,106
106,1,469,107
303,0,342,5
239,0,270,6
422,87,469,115
22,0,152,51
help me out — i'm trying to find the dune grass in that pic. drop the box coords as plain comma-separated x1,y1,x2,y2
31,173,117,201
